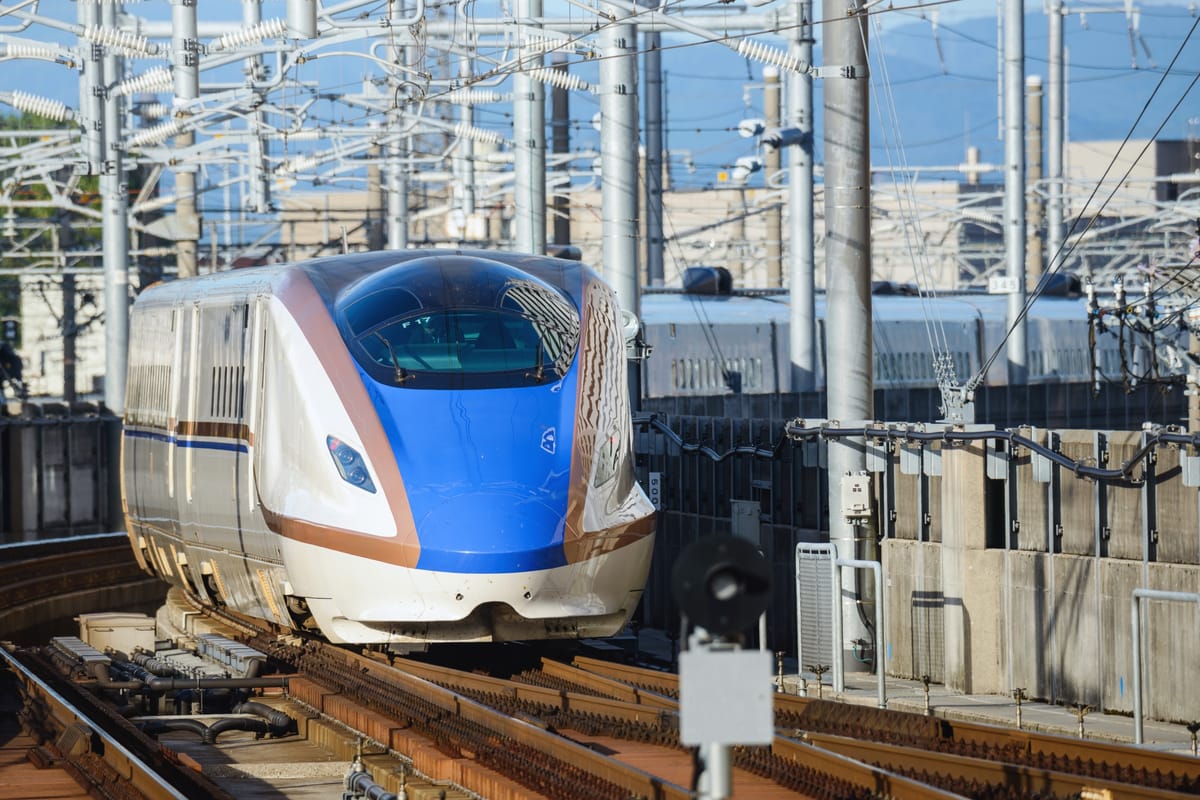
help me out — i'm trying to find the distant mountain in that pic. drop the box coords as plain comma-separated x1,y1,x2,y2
650,5,1200,189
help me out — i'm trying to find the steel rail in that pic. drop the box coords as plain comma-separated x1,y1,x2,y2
803,732,1191,800
2,645,195,800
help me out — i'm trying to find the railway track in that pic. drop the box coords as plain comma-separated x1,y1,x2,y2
1,642,230,800
5,539,1200,799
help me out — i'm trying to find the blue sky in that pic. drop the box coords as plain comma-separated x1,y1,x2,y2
1,0,1197,191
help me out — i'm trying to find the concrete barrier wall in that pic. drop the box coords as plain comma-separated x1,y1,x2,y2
880,431,1200,724
635,406,1200,728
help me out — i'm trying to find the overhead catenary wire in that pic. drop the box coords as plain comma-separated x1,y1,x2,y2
967,12,1200,394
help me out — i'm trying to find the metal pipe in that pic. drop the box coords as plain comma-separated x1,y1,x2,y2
102,0,128,414
77,0,103,172
788,0,816,391
599,4,639,313
347,769,398,800
1047,0,1064,273
513,0,546,254
1130,588,1200,745
286,0,317,39
204,716,271,743
836,556,887,708
1004,0,1027,384
643,31,664,286
171,0,198,102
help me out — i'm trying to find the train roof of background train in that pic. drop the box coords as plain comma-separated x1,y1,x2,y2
639,290,1098,325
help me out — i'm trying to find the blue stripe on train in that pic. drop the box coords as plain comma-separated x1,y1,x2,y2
359,367,579,574
123,428,249,454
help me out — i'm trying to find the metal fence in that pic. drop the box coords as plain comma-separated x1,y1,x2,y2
0,403,121,543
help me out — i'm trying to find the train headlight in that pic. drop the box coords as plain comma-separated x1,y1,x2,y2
326,436,377,494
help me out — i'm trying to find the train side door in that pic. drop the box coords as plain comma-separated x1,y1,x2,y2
180,301,202,543
241,294,281,562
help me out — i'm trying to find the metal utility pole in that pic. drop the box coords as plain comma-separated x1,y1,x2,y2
551,53,572,247
102,0,129,413
456,56,478,241
62,271,76,405
644,33,665,287
77,0,104,173
763,66,782,287
514,0,546,254
789,0,816,392
387,2,409,250
1005,0,1028,384
599,5,639,315
1026,75,1044,291
367,142,385,250
287,0,317,39
1047,0,1065,275
823,0,874,669
245,0,271,216
172,0,199,278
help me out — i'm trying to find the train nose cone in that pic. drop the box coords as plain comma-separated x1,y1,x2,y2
415,491,568,573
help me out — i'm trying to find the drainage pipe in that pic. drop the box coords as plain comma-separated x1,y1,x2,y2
346,768,398,800
204,716,271,743
233,701,295,736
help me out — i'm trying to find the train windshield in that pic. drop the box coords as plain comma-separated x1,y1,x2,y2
337,257,580,389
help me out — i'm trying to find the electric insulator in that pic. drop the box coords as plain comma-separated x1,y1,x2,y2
453,123,505,145
4,91,73,122
526,67,590,92
209,19,288,52
82,25,158,57
134,102,170,121
440,89,505,106
2,41,64,61
128,118,185,148
735,39,807,74
113,66,173,97
522,34,571,54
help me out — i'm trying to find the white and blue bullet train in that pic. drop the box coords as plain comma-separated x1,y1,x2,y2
121,250,655,646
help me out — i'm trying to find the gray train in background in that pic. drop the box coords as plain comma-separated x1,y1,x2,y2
639,270,1182,398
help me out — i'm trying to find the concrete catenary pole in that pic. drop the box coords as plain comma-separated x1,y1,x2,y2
599,6,639,315
172,0,199,278
550,52,571,246
513,0,546,254
77,0,104,172
789,0,816,392
823,0,875,667
245,0,271,216
1026,75,1043,291
644,32,665,287
286,0,317,39
1005,0,1028,384
102,0,129,413
1047,0,1065,274
455,55,478,241
386,2,409,250
763,66,782,287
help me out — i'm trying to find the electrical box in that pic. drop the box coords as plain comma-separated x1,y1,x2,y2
841,471,872,522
